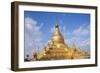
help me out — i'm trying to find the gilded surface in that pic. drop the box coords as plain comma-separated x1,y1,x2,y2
32,21,90,61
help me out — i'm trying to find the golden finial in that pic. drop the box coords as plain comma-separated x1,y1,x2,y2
55,17,59,28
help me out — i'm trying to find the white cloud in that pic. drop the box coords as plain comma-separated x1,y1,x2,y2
80,39,90,47
50,26,55,34
73,24,90,36
71,24,90,48
25,17,42,41
73,26,82,35
25,17,37,30
25,17,45,58
78,38,90,52
25,17,37,25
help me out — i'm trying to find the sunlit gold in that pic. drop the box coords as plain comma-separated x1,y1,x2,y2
32,18,90,60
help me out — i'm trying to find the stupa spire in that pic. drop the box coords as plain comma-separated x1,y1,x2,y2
51,17,65,45
55,17,59,31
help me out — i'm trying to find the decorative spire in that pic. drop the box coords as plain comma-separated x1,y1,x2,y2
72,42,77,49
55,17,59,28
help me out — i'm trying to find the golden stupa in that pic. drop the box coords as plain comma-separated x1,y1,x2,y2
32,18,90,61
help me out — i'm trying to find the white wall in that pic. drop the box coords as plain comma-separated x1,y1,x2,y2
0,0,100,73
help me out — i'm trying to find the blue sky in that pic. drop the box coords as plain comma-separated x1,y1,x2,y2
24,11,90,58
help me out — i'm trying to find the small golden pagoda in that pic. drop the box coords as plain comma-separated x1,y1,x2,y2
32,18,90,61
